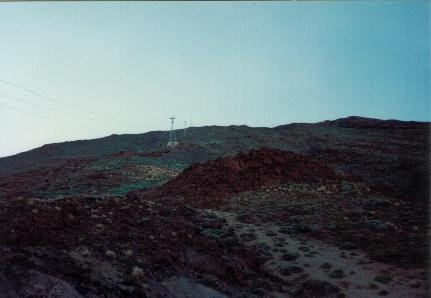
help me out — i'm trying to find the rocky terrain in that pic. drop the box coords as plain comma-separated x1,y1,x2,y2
0,116,429,297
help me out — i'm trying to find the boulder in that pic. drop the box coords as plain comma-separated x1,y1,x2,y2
364,220,391,231
105,250,116,259
295,279,340,297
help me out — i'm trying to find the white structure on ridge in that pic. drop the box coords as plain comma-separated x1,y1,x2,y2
167,116,178,147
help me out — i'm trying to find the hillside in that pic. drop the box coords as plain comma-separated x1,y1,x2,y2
0,116,429,201
137,147,340,208
0,122,429,297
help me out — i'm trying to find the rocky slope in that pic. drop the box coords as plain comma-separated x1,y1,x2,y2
0,117,429,297
135,147,340,208
0,116,429,201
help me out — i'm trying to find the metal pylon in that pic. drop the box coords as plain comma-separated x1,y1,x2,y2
167,116,178,147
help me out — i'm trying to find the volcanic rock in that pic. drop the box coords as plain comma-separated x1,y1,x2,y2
295,279,340,297
105,250,116,259
142,147,338,208
131,266,144,279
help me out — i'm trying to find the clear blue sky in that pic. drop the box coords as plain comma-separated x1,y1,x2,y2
0,1,429,157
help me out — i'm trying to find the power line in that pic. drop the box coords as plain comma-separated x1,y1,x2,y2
0,78,117,123
0,79,174,131
0,93,97,122
0,93,162,130
0,103,78,127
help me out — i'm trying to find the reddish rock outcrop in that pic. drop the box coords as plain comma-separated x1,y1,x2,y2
143,147,339,208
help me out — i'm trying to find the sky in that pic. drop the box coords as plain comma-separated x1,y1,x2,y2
0,1,429,157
